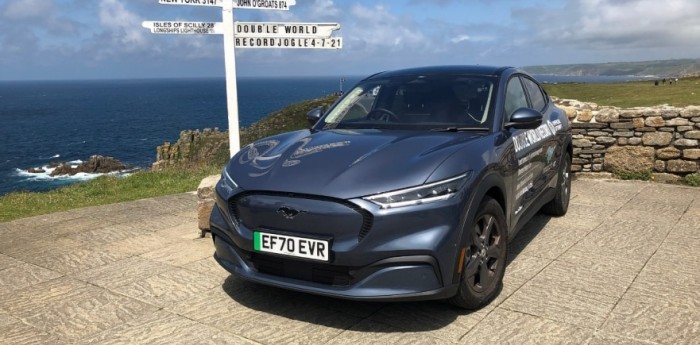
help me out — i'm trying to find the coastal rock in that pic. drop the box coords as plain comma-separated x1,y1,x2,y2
153,128,229,171
50,155,129,176
27,167,46,173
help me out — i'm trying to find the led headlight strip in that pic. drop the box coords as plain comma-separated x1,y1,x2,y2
363,172,471,209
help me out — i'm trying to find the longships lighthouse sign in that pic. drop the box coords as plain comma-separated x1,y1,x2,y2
143,0,342,156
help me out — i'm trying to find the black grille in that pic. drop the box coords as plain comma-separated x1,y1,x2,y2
227,191,374,242
251,253,353,286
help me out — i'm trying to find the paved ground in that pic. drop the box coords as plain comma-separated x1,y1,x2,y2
0,179,698,344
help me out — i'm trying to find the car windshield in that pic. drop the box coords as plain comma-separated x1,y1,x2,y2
319,75,495,131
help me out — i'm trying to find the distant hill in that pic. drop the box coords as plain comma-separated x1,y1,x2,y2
523,58,700,78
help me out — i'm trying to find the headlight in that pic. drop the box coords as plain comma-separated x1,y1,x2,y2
363,172,471,209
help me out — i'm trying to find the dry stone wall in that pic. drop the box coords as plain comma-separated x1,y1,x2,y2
555,99,700,176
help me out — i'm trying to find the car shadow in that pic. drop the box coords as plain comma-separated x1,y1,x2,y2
221,277,475,333
507,213,552,264
220,213,552,333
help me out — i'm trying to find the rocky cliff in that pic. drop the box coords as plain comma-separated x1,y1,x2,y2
152,128,229,171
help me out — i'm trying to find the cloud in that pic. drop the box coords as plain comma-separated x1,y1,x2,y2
518,0,700,51
308,0,340,18
450,34,495,44
1,0,53,19
99,0,149,50
1,0,699,80
346,4,429,50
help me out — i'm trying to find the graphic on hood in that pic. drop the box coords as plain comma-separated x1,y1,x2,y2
238,140,282,177
238,137,351,177
282,138,351,167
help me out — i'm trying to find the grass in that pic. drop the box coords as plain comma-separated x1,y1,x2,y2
543,76,700,107
0,165,220,223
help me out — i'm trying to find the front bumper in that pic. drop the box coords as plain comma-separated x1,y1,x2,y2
209,179,467,301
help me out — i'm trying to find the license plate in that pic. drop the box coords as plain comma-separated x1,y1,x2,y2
253,231,329,262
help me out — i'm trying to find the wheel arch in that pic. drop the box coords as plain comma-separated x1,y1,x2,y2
450,171,507,285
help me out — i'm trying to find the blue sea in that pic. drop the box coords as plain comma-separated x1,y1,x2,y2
0,74,651,196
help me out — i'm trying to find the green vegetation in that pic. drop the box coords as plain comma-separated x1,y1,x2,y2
240,95,338,146
683,173,700,187
543,76,700,107
0,95,338,223
612,169,653,181
0,166,220,222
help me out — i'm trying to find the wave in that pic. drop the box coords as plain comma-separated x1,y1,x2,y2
14,165,138,183
38,154,61,160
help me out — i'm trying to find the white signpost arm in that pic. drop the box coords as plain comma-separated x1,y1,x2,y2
222,0,240,156
146,0,338,158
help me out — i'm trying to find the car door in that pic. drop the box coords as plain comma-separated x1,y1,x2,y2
504,75,547,226
520,76,561,197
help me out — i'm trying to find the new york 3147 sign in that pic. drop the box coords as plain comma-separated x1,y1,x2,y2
143,0,342,156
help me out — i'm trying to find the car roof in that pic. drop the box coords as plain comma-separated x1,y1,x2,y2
363,65,515,80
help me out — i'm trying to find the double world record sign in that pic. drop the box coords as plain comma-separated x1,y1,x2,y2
234,22,342,49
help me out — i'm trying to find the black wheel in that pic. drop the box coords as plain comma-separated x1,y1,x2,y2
366,108,399,122
449,197,507,309
542,151,571,216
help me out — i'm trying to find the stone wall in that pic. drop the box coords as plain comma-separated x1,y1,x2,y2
555,99,700,176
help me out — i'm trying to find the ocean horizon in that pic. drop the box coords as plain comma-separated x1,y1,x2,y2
0,74,654,196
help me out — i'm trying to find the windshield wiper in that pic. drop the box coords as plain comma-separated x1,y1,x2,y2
430,127,490,132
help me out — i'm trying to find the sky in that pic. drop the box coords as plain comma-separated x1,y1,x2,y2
1,0,699,80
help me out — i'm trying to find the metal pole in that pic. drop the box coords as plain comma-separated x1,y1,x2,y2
222,0,240,157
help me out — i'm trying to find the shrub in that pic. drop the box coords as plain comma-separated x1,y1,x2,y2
682,173,700,187
612,169,653,181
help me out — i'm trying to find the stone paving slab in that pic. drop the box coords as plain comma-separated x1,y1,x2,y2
1,181,699,344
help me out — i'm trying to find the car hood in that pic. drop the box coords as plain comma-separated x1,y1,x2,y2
228,129,485,199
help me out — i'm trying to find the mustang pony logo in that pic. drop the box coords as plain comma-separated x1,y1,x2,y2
277,206,307,219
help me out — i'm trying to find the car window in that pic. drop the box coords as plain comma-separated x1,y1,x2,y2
504,77,528,120
320,76,495,131
522,77,546,112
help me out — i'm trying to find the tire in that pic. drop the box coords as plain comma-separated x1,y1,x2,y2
449,197,507,309
542,151,571,217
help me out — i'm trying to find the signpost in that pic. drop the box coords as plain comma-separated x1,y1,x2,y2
144,0,339,157
142,21,224,35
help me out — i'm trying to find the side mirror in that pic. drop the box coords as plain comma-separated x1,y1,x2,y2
306,106,324,126
505,107,543,129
